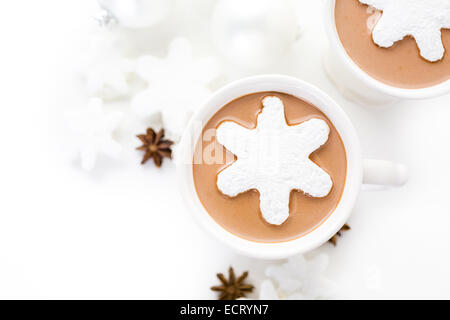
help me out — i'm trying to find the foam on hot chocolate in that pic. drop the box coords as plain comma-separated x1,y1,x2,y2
359,0,450,62
216,96,333,225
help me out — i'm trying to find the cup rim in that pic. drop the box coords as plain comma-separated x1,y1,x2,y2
176,75,362,259
325,0,450,100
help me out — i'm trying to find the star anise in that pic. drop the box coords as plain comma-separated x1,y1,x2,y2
136,128,173,167
211,267,254,300
329,223,351,246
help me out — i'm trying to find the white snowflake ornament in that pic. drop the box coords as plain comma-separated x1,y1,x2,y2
259,254,334,300
85,55,135,100
132,37,219,140
80,27,135,100
67,98,123,171
360,0,450,62
216,96,332,225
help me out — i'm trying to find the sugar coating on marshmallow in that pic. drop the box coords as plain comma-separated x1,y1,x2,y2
359,0,450,62
216,96,332,226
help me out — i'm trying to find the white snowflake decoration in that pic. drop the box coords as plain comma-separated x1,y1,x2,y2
66,98,123,171
82,29,135,100
216,96,332,225
259,254,334,300
132,37,219,140
360,0,450,62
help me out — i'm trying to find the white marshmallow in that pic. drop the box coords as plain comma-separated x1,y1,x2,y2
359,0,450,62
216,96,332,226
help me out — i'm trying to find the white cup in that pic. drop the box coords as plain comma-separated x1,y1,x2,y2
323,0,450,104
176,75,408,259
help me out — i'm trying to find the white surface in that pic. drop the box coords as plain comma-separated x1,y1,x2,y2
0,0,449,299
359,0,450,62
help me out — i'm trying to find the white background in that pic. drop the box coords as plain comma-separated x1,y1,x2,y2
0,0,449,299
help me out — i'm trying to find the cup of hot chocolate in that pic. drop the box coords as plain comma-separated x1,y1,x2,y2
324,0,450,103
177,75,408,259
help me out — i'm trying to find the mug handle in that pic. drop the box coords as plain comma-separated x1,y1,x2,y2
363,159,408,188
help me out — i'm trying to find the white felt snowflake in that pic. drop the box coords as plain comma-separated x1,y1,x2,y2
85,55,135,100
66,98,123,171
259,254,334,300
131,37,219,140
81,29,135,100
216,96,332,225
360,0,450,62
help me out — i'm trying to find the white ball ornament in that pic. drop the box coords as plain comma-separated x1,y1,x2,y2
98,0,172,29
211,0,298,70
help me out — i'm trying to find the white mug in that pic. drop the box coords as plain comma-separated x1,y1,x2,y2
323,0,450,104
176,75,408,259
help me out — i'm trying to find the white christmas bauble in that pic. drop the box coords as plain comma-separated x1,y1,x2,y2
98,0,172,29
211,0,298,70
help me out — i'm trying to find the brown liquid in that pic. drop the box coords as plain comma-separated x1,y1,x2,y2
192,92,347,243
335,0,450,89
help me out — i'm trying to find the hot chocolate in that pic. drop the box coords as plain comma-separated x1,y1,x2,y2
335,0,450,89
192,92,347,243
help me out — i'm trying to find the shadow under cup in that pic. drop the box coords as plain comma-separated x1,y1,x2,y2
334,0,450,89
192,91,347,243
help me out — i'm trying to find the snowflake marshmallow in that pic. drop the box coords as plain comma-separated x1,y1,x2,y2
85,56,134,100
216,96,332,225
359,0,450,62
259,254,334,300
132,37,219,140
66,98,123,171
